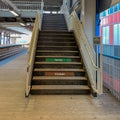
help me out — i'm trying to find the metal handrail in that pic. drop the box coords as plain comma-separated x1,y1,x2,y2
25,12,41,97
62,1,102,94
25,0,44,97
69,0,81,13
73,12,98,69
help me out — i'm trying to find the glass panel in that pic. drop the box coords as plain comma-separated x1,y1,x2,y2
114,24,118,45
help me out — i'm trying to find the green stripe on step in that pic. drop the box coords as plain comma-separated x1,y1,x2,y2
46,58,72,62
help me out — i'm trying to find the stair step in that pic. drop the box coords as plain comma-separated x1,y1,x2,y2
37,45,78,48
40,30,72,34
35,56,80,58
37,47,78,51
31,85,89,90
33,76,87,80
39,37,75,40
35,56,81,61
34,63,83,68
42,28,67,30
33,69,85,76
37,42,76,46
36,50,78,53
40,33,74,36
34,62,83,69
32,79,87,85
34,68,84,72
39,35,74,39
42,23,66,24
36,52,79,56
35,62,82,64
42,25,67,27
30,85,90,95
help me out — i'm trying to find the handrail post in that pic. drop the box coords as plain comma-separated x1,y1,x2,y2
41,0,44,14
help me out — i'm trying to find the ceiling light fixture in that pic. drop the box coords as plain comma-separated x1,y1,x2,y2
19,22,26,26
9,10,19,16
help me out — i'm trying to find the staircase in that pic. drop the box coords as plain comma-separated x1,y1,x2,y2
42,14,67,30
30,14,91,95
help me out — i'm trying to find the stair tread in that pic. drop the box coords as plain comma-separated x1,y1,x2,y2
38,41,75,43
37,46,77,47
31,85,90,90
40,34,73,35
40,36,75,39
34,68,84,72
35,56,80,58
40,30,71,33
36,50,78,53
35,62,82,64
33,76,87,80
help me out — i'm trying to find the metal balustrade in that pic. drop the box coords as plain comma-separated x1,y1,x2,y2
25,1,44,96
62,0,103,95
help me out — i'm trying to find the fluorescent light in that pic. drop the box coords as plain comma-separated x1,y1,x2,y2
19,22,26,26
9,10,19,16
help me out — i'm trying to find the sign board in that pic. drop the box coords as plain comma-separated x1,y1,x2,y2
93,36,101,44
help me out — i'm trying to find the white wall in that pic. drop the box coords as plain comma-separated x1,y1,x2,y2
82,0,96,46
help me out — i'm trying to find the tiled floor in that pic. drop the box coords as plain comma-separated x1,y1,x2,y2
0,54,120,120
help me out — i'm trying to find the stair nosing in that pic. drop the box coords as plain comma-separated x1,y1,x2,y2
35,56,80,58
37,46,77,48
34,68,85,72
36,50,79,53
31,85,90,90
32,76,87,80
35,62,82,64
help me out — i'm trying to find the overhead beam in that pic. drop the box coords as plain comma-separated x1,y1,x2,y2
0,22,23,27
1,0,20,16
0,27,24,34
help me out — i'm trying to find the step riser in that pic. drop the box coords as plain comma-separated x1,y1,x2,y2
42,27,67,29
37,43,76,46
34,64,83,69
39,34,74,37
39,35,74,38
40,31,73,34
32,80,88,85
30,89,90,95
38,37,74,44
37,47,78,51
42,28,67,30
35,57,80,62
33,71,85,76
42,26,67,28
42,23,66,25
36,52,79,56
43,18,65,23
42,24,67,26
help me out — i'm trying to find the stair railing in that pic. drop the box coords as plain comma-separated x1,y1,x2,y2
25,10,43,97
62,1,103,94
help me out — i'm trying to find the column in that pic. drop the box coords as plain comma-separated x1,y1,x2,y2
0,32,2,45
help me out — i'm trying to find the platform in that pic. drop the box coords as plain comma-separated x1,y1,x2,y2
0,54,120,120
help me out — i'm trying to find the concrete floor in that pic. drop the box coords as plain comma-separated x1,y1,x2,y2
0,54,120,120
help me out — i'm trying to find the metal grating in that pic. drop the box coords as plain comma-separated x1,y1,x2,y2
103,45,120,100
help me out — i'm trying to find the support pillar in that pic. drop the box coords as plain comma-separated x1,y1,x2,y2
6,32,10,45
3,32,6,45
0,32,2,45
